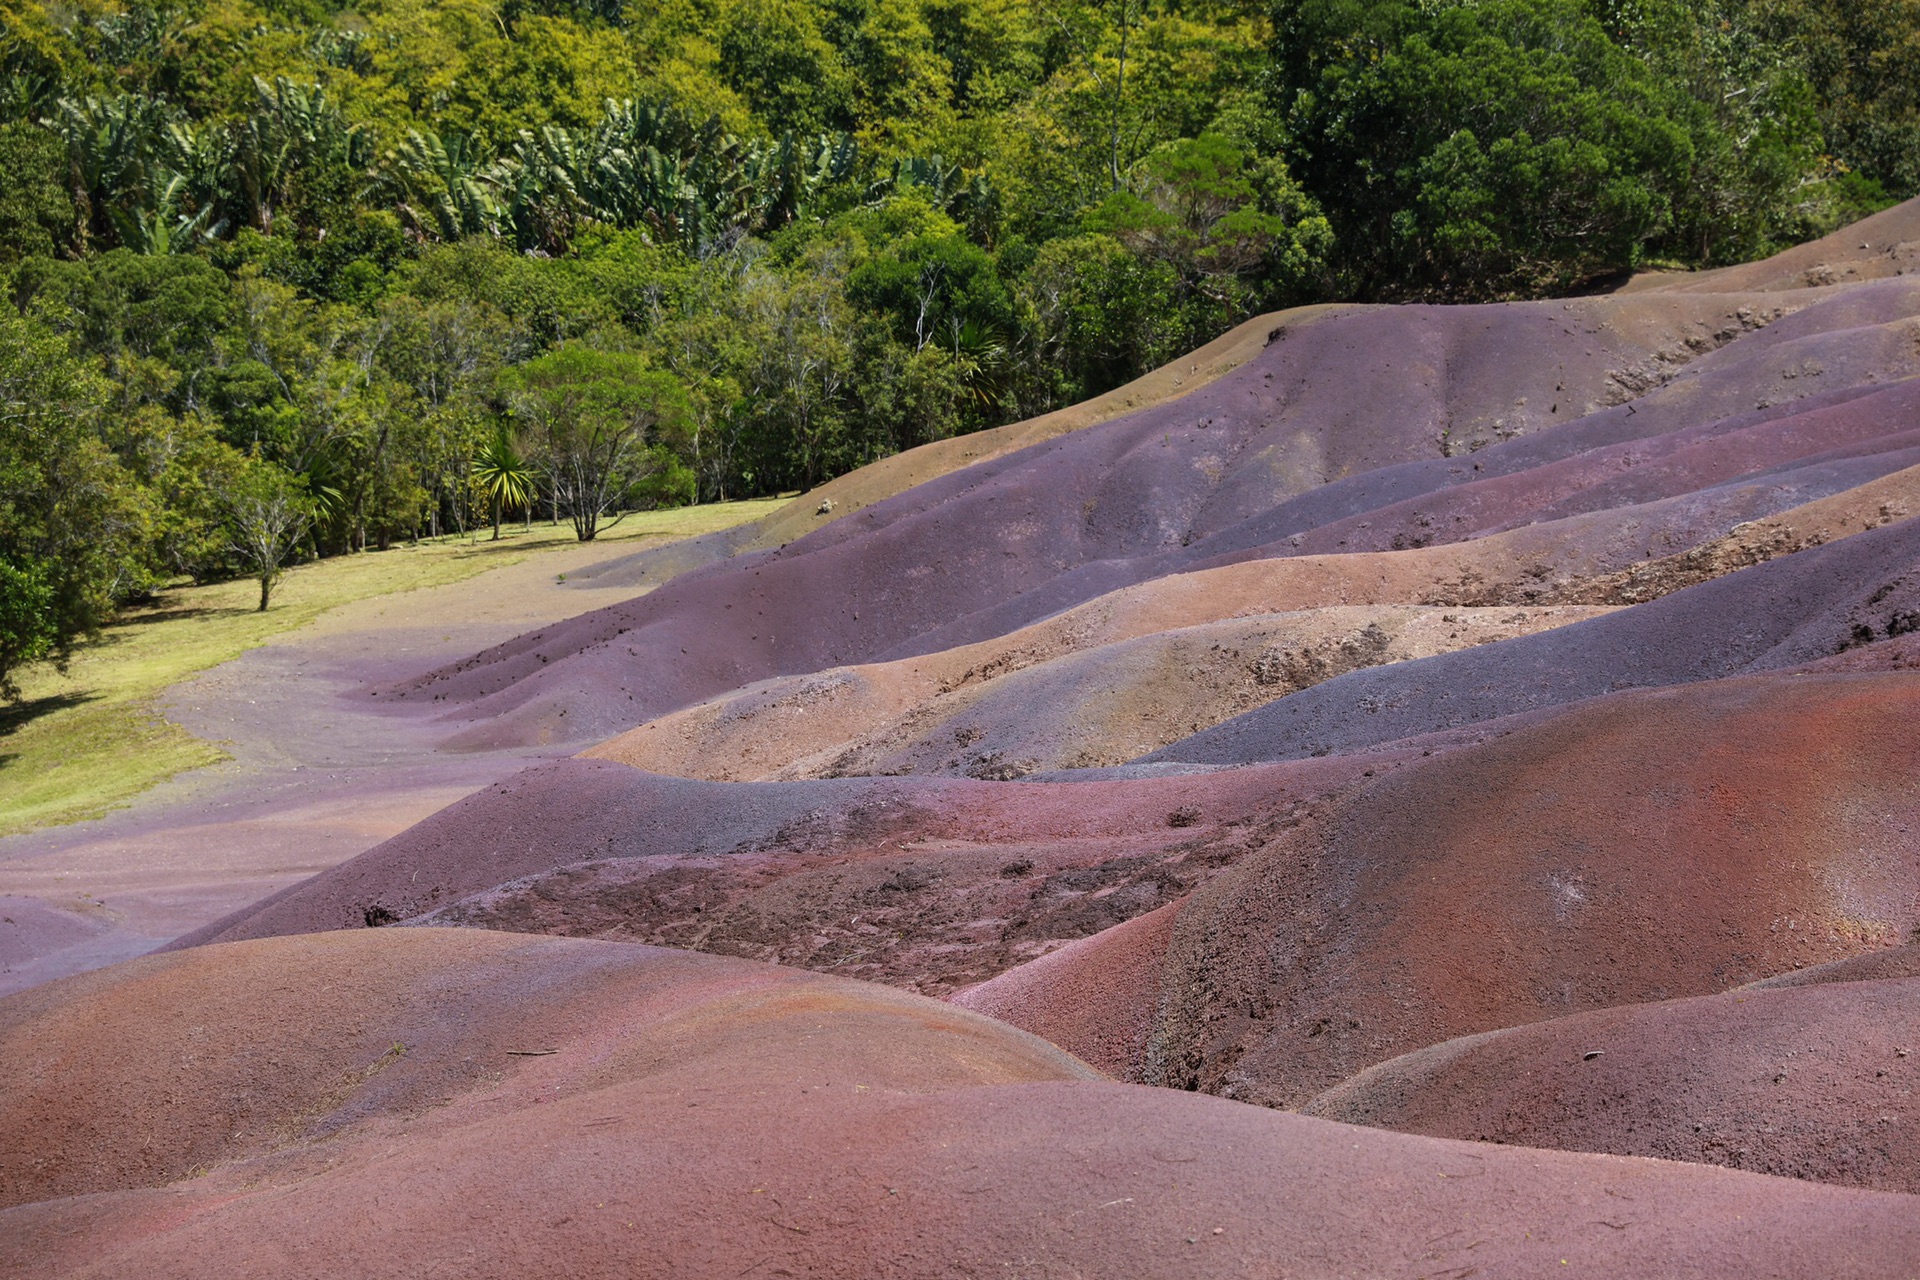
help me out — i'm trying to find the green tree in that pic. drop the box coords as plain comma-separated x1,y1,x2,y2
503,341,694,540
1270,0,1701,297
1086,133,1330,342
0,122,75,261
719,0,856,136
1736,0,1920,199
846,220,1013,351
0,310,151,696
471,423,536,539
0,555,57,701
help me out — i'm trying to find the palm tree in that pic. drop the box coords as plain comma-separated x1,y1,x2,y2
471,425,536,541
948,317,1010,410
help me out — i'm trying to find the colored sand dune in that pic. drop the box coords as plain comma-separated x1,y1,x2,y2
9,202,1920,1276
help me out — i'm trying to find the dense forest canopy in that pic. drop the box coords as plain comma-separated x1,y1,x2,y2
3,0,1919,689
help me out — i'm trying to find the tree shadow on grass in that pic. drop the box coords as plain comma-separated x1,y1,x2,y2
110,605,224,628
0,691,99,741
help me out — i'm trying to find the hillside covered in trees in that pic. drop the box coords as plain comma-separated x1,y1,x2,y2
4,0,1920,688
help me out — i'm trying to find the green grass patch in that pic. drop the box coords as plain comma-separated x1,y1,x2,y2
0,500,784,837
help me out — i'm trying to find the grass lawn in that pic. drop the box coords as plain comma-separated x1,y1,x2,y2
0,500,784,838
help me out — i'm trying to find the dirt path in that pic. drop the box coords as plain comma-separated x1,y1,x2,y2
0,539,662,994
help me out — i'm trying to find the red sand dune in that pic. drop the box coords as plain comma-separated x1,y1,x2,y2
973,670,1920,1104
6,930,1919,1279
1302,975,1920,1193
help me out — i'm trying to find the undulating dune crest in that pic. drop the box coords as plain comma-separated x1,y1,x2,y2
587,457,1920,783
586,603,1614,781
380,271,1920,750
1146,515,1920,766
7,931,1919,1280
1741,944,1920,989
1299,976,1920,1193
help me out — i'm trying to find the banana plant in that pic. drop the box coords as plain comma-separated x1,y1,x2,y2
752,131,858,231
45,93,174,250
492,125,591,252
232,77,369,235
0,71,57,124
384,129,499,240
108,171,217,254
156,120,234,239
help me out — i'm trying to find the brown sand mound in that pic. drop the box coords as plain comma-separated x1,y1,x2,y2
590,604,1609,782
0,928,1090,1211
981,671,1920,1105
171,755,1383,998
1302,976,1920,1193
7,930,1919,1279
950,901,1182,1078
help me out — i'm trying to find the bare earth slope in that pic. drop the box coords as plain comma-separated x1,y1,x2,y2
7,930,1919,1280
25,203,1920,1272
967,669,1920,1105
1146,512,1920,766
1300,976,1920,1193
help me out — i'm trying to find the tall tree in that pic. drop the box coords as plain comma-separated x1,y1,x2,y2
0,311,151,697
223,456,313,611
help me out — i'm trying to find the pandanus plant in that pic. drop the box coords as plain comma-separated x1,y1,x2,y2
472,425,537,541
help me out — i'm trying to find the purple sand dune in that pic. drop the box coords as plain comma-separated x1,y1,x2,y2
896,397,1920,661
374,288,1914,749
1144,515,1920,766
1744,945,1920,989
900,295,1920,651
1278,383,1920,558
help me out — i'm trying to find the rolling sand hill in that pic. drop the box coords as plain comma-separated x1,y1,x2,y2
5,931,1919,1279
8,200,1920,1275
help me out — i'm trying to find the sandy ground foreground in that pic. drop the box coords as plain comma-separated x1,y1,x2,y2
0,538,652,995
